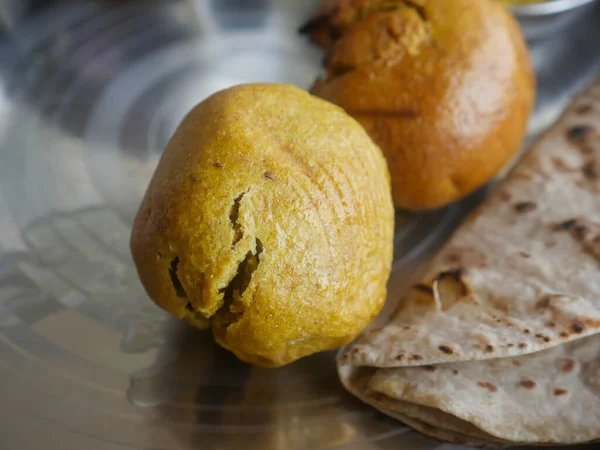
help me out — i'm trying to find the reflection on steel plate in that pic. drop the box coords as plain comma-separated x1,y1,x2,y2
0,1,599,449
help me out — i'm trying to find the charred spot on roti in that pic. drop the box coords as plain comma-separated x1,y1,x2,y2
478,381,498,392
536,296,551,310
519,343,528,349
524,329,530,334
582,161,598,180
508,343,515,348
563,219,600,260
553,388,568,396
566,124,599,154
514,201,537,213
520,251,531,258
576,104,593,114
567,125,592,138
579,316,600,330
485,345,494,353
395,354,404,361
519,379,536,389
567,125,593,144
546,321,556,328
573,224,590,239
572,322,585,334
412,354,423,361
423,365,437,372
554,219,577,231
513,360,522,367
560,359,576,373
452,369,459,375
560,331,569,338
535,333,551,343
438,345,454,355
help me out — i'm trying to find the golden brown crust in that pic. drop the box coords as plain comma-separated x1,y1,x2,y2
306,0,535,210
130,83,394,367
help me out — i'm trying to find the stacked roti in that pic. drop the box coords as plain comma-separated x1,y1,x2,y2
338,78,600,447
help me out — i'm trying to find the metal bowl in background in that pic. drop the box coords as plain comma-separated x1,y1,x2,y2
512,0,599,40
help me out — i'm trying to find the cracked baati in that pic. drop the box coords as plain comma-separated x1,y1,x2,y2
303,0,535,210
130,83,394,367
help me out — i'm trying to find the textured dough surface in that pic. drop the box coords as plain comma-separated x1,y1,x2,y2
130,83,394,367
305,0,535,209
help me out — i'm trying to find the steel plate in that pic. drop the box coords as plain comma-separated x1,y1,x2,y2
0,1,599,449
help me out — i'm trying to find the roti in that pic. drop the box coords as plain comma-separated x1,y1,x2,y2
338,76,600,446
340,336,600,446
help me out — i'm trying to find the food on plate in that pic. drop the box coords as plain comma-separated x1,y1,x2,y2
337,77,600,446
130,83,394,368
302,0,535,210
341,336,600,447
